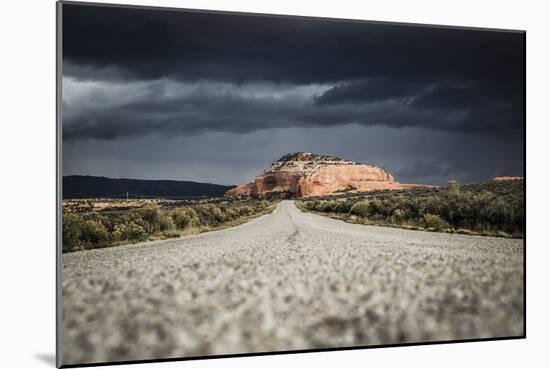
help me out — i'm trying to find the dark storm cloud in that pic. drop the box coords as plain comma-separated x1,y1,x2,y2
60,78,468,141
314,79,424,105
62,3,524,141
61,3,524,184
314,79,523,137
63,5,523,85
62,80,323,140
394,161,453,184
63,77,521,142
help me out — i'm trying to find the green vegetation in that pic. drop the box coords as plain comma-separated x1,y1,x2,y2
62,199,277,252
297,180,524,238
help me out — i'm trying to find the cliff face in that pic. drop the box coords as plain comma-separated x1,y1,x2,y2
226,152,411,198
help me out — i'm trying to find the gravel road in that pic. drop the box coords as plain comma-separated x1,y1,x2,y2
62,200,524,365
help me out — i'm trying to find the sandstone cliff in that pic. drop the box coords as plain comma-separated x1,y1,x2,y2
493,176,524,182
226,152,415,198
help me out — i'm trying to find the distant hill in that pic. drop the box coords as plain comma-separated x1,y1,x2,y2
63,175,235,199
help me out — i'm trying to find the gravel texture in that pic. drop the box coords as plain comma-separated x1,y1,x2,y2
61,200,524,365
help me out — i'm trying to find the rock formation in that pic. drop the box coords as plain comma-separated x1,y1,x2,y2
226,152,418,198
493,176,524,181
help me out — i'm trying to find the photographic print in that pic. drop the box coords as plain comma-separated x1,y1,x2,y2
58,1,525,367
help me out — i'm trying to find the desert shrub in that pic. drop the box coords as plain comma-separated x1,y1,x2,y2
63,213,84,252
163,230,181,238
390,208,406,223
367,199,384,216
186,207,197,218
222,207,235,220
301,179,523,237
137,205,163,232
334,201,352,213
495,230,510,238
304,200,319,211
350,200,370,217
456,228,475,235
254,200,270,210
420,214,450,231
120,211,150,231
425,196,444,216
238,206,254,216
159,214,175,231
62,199,275,252
376,199,396,217
80,219,109,245
170,208,192,229
112,221,148,241
209,204,225,222
316,201,327,212
317,200,337,213
195,203,225,224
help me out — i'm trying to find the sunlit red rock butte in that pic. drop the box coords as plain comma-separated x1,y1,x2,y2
225,152,425,198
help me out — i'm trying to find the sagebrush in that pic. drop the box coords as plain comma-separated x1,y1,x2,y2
63,199,275,252
298,180,524,238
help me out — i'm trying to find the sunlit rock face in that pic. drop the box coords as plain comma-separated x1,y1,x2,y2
493,176,523,182
226,152,415,198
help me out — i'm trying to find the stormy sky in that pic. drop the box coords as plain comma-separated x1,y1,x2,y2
62,3,525,186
